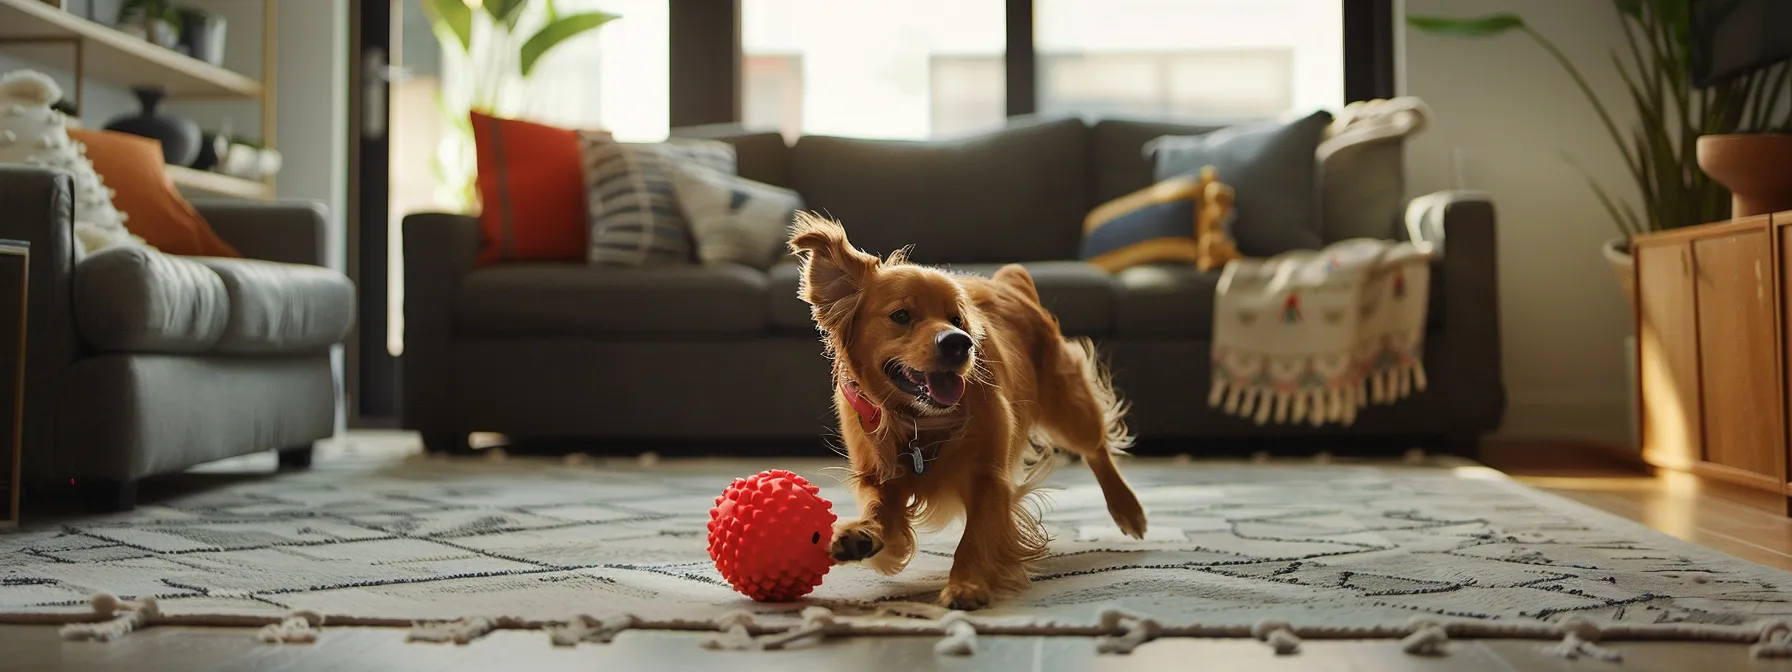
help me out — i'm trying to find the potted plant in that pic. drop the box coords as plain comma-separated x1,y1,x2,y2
420,0,619,211
1409,1,1792,314
116,0,180,50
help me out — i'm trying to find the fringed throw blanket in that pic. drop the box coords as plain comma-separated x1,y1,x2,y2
1209,238,1434,426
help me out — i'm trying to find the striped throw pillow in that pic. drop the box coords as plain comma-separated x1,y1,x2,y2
578,133,736,267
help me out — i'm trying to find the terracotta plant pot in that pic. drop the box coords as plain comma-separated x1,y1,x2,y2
1697,133,1792,218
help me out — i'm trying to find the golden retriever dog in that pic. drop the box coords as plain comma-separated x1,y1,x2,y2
787,212,1148,610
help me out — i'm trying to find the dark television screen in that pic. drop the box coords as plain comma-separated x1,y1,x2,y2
1691,0,1792,88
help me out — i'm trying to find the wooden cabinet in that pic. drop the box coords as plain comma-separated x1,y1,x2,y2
1637,242,1702,471
1635,215,1789,510
1691,226,1785,484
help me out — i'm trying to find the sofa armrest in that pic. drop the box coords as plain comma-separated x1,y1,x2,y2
0,166,80,482
192,200,330,267
1404,190,1505,438
400,212,480,435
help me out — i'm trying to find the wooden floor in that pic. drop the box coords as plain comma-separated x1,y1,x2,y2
5,435,1792,671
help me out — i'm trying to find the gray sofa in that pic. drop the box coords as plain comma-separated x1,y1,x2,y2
402,117,1503,454
0,166,354,510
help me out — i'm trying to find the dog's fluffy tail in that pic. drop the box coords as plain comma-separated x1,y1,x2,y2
1066,336,1135,454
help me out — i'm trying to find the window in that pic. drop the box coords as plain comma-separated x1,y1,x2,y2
388,0,667,356
742,55,804,141
515,0,670,142
1034,0,1343,123
740,0,1006,141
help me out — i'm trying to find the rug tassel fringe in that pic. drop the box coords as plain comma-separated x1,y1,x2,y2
548,614,637,647
407,616,524,645
1753,622,1792,659
60,594,158,642
933,611,978,656
1209,360,1429,427
257,610,324,644
1095,607,1161,654
751,606,837,650
1400,622,1450,656
1253,618,1302,655
1540,632,1622,662
701,611,762,651
1538,617,1621,662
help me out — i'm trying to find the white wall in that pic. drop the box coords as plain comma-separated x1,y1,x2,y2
1400,0,1639,442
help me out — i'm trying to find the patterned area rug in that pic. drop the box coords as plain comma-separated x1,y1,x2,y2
4,450,1792,650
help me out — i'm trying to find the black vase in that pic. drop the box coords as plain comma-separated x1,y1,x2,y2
104,86,201,167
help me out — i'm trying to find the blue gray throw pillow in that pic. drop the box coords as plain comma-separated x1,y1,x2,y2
1145,110,1332,257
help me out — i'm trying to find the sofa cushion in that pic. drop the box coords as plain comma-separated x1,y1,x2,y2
469,112,595,265
189,258,356,354
580,133,736,268
1111,264,1220,338
789,116,1091,264
1147,111,1334,258
938,261,1113,336
670,161,804,270
75,246,229,353
766,262,816,332
457,263,770,337
1089,119,1216,205
669,124,793,189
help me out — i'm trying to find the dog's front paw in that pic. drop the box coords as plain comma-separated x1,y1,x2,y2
830,521,884,563
939,582,990,611
1106,491,1148,540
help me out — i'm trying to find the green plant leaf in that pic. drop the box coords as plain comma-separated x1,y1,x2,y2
1405,13,1526,37
1563,152,1643,236
420,0,472,52
483,0,529,30
544,0,559,22
520,11,618,77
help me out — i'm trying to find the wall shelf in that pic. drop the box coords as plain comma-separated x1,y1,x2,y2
167,165,272,201
0,0,263,100
0,0,279,201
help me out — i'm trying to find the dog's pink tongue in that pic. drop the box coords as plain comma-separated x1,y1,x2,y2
926,372,966,407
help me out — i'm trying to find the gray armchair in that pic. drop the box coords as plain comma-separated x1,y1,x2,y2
0,166,354,511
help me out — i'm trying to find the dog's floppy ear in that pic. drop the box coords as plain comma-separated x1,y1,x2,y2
789,211,879,331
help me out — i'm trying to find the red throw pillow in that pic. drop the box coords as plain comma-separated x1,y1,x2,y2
470,112,607,265
68,128,240,258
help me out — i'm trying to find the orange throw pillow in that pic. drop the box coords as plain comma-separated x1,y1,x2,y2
68,128,240,258
471,112,607,265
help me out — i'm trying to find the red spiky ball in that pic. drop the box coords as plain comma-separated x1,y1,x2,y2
706,469,837,602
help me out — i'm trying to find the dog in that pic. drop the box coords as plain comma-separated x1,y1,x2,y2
788,212,1148,610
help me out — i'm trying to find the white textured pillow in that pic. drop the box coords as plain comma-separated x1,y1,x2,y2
0,70,145,258
669,161,802,270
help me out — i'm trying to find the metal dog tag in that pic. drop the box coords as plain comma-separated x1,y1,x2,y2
906,442,926,475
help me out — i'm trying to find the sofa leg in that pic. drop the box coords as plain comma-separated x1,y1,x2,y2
421,431,472,456
277,445,315,470
81,480,137,513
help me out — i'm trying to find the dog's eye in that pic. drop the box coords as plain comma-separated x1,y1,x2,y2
949,316,963,328
890,309,910,325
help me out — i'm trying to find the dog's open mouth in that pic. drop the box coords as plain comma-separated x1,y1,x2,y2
884,360,967,408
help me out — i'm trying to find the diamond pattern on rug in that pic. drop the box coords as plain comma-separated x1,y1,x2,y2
4,456,1792,632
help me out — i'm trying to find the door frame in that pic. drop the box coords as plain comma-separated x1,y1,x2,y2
347,0,397,426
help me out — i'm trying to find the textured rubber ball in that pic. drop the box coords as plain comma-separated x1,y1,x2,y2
706,469,837,602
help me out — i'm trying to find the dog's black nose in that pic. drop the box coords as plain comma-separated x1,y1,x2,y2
936,329,973,368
